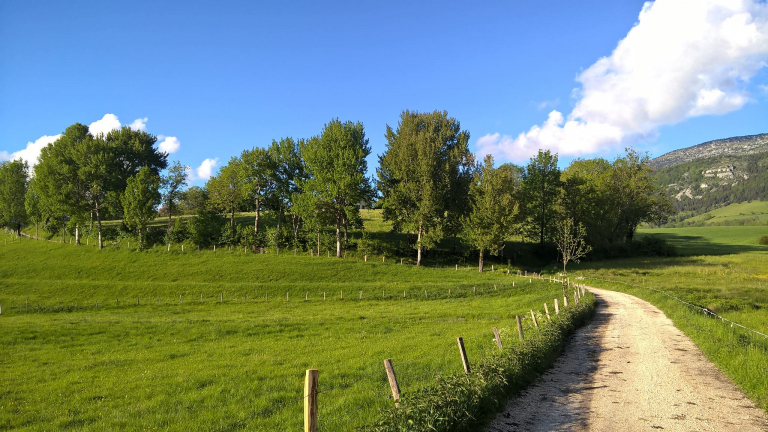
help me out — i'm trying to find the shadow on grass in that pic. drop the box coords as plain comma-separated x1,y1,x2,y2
638,232,768,256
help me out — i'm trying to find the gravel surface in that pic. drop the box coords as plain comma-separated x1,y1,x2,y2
485,286,768,431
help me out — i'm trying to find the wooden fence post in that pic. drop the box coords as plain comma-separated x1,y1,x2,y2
516,315,524,340
574,291,578,305
554,298,559,314
383,359,401,407
563,296,568,308
304,369,318,432
457,337,470,374
493,327,503,350
544,303,550,320
530,310,538,328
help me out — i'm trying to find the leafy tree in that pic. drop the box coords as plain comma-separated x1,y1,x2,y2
300,119,372,258
378,110,473,266
179,186,209,214
461,155,518,272
206,157,244,231
121,167,161,249
0,159,29,235
161,161,189,230
25,177,42,240
268,137,306,242
521,149,561,246
554,217,591,297
609,149,672,242
188,208,224,247
239,148,274,236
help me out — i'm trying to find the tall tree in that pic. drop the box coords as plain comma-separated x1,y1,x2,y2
25,177,42,240
207,157,244,231
378,110,473,266
239,148,274,236
122,167,161,249
161,161,189,230
0,159,29,235
521,149,562,246
610,148,672,242
269,137,306,242
461,155,518,272
300,119,372,258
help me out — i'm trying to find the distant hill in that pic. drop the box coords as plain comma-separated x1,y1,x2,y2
650,133,768,169
649,133,768,225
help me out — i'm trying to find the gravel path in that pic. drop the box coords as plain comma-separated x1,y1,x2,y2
485,286,768,431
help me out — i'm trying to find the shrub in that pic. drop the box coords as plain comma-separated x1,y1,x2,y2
759,235,768,245
187,210,225,248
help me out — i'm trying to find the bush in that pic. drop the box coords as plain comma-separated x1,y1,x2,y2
187,210,225,248
165,218,190,244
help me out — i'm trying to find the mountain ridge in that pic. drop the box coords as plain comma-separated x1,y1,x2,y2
650,133,768,169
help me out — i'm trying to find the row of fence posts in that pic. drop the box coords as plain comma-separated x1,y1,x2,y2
299,278,589,431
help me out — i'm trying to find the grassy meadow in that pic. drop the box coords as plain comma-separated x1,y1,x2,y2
572,224,768,410
0,229,566,431
679,200,768,226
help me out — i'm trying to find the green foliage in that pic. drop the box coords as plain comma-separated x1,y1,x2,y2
179,186,209,214
378,110,474,265
161,161,189,227
0,158,29,233
462,155,518,271
187,209,225,247
521,149,561,246
207,157,245,230
758,235,768,245
121,167,161,249
300,118,372,258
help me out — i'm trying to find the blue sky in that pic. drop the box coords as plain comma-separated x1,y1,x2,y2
2,0,767,183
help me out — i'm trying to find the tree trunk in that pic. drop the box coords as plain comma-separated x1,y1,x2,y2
335,216,341,258
317,231,320,256
35,223,38,240
343,217,348,249
75,225,80,245
96,207,103,250
231,208,235,231
478,249,484,273
168,205,173,231
416,221,423,267
255,191,260,234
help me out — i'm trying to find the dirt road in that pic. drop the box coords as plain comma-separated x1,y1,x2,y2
485,286,768,431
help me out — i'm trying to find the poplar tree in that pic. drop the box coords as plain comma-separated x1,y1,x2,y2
0,159,29,235
378,110,473,266
461,155,518,272
300,119,372,258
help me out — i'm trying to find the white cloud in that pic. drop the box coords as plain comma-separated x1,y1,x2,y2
479,0,768,163
88,113,122,137
0,134,62,166
157,136,181,154
188,158,218,182
128,117,148,132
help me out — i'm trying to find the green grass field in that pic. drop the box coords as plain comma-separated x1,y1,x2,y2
686,200,768,223
0,231,565,431
571,225,768,411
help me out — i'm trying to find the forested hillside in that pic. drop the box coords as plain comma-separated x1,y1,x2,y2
651,134,768,225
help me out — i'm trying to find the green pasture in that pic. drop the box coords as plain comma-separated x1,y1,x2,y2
573,225,768,411
0,231,564,431
682,200,768,225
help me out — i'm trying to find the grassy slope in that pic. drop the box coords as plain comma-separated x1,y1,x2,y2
681,200,768,225
572,225,768,411
0,231,564,431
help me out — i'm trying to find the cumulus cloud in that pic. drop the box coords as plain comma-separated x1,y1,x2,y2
128,117,148,132
157,136,181,154
0,134,62,166
188,158,219,183
478,0,768,163
88,113,122,137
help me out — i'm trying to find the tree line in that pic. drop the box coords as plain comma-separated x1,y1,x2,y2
0,110,671,270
